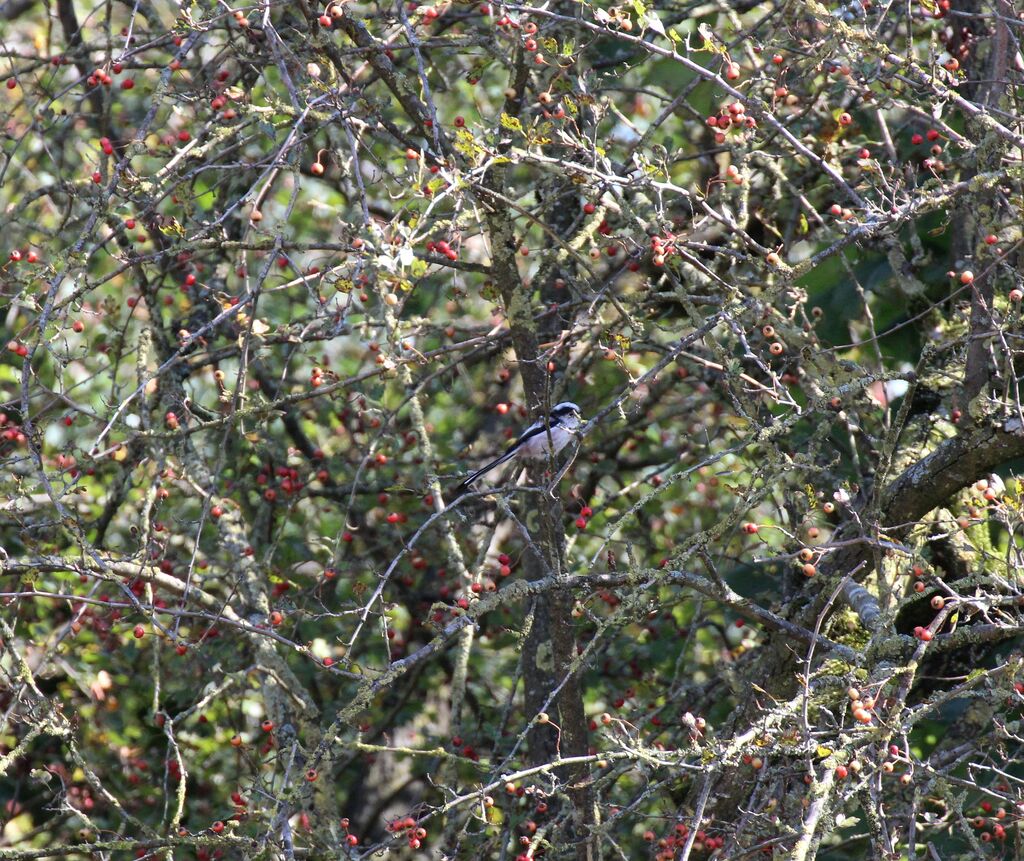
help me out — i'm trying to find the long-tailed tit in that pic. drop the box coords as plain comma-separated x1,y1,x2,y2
454,402,583,493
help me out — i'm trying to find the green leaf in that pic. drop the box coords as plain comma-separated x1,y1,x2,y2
639,7,666,37
500,113,523,134
697,22,727,56
454,127,485,161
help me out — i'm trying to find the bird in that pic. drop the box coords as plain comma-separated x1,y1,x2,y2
453,402,583,494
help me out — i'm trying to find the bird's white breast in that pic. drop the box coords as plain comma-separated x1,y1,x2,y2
518,424,574,459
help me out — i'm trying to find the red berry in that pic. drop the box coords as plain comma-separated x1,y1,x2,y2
133,624,145,639
582,202,596,215
121,78,134,89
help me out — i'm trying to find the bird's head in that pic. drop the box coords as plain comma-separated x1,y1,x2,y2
551,402,581,420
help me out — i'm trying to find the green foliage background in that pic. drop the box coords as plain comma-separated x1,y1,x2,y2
1,0,1023,859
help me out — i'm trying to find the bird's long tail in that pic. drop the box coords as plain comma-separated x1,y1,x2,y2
453,446,518,493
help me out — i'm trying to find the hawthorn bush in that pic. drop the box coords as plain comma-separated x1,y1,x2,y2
1,0,1023,859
